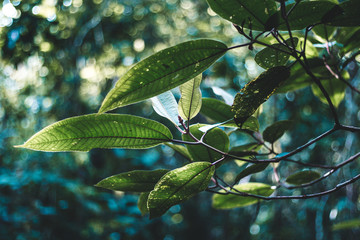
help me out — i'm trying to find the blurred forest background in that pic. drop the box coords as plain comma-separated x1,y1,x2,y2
0,0,359,239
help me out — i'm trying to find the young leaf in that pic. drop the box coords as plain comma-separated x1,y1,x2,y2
98,39,227,113
277,1,338,30
234,163,269,183
255,38,298,69
182,124,229,163
232,66,290,125
212,183,274,209
311,78,347,108
164,143,192,161
151,91,180,125
200,98,234,122
206,0,277,31
178,75,202,121
285,170,321,185
17,114,173,152
148,162,215,218
138,192,150,216
263,120,293,143
95,169,169,192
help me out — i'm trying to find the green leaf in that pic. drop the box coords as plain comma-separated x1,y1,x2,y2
277,1,338,30
164,143,192,161
17,114,173,152
255,38,298,69
151,91,180,125
182,124,229,163
138,192,150,216
201,98,234,122
206,0,277,31
263,120,293,143
148,162,215,218
98,39,227,113
332,219,360,231
212,183,274,209
95,169,169,192
232,66,290,125
285,170,321,185
234,163,269,183
198,116,259,133
178,74,202,121
311,78,347,108
328,0,360,27
229,143,263,167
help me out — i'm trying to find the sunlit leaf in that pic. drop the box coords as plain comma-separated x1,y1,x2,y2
182,124,229,163
234,163,269,183
263,120,293,143
311,78,347,108
211,86,234,105
138,192,150,216
332,219,360,231
212,183,274,209
206,0,277,31
178,75,202,121
148,162,215,218
99,39,227,113
95,169,169,192
255,38,298,69
232,66,290,125
164,143,192,161
285,170,321,185
151,91,180,125
17,114,173,151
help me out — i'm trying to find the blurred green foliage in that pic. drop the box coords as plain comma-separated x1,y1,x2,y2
0,0,359,239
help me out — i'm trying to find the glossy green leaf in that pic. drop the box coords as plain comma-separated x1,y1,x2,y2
17,114,173,152
234,163,269,183
148,162,215,218
151,91,180,125
332,219,360,231
201,97,234,122
277,1,338,30
286,170,321,185
328,0,360,27
212,183,274,209
178,74,202,121
164,143,192,161
206,0,277,31
255,38,298,69
311,78,347,108
263,120,293,143
182,124,229,163
232,66,290,125
138,192,150,216
98,39,227,113
95,169,169,192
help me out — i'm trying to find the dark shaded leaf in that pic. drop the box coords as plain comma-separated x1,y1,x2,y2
99,39,227,113
285,170,321,185
232,66,290,125
148,162,215,218
263,120,293,143
201,97,233,122
17,114,173,151
332,219,360,231
138,192,150,216
234,163,269,183
95,169,169,192
212,183,274,209
328,0,360,27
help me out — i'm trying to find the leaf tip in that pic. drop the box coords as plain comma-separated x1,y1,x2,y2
14,144,25,149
